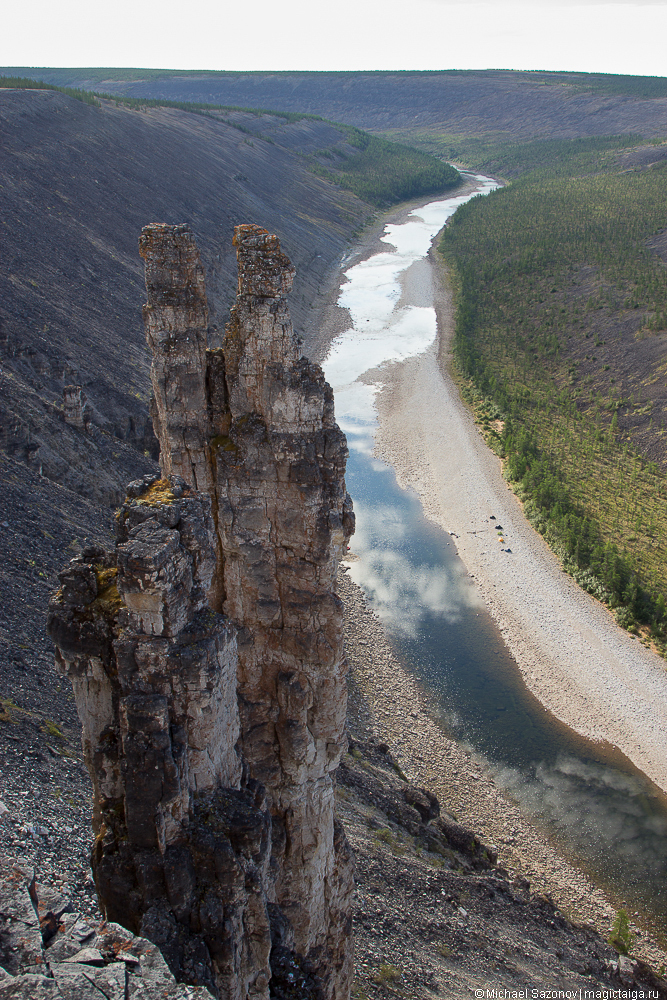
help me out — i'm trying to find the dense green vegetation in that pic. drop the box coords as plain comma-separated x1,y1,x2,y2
514,70,667,100
379,131,645,178
310,127,460,207
436,134,640,178
439,136,667,648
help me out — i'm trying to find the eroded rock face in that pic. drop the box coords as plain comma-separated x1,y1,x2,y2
48,478,272,999
139,225,213,497
140,223,354,997
49,223,354,999
212,227,355,994
62,385,87,428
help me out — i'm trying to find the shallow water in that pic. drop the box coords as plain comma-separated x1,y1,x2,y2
323,177,667,932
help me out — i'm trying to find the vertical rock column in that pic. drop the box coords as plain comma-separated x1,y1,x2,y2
139,224,213,496
218,226,355,994
63,385,87,427
48,476,273,1000
140,224,355,998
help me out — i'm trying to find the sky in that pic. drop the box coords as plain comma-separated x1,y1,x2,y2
2,0,667,78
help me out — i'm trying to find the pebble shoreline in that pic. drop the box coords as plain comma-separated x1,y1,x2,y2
308,192,667,969
339,568,667,969
372,247,667,797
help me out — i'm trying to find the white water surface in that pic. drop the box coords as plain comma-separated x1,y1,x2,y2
322,173,499,632
323,173,499,457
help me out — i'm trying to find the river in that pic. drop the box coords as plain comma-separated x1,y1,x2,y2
322,175,667,936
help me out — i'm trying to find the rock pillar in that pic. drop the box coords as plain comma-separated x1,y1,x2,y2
139,224,213,495
49,223,354,1000
140,223,355,997
63,385,87,427
48,476,273,1000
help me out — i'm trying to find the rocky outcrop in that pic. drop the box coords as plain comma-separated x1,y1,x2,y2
139,224,354,997
47,481,273,999
62,386,87,428
48,224,354,999
0,859,215,998
140,226,213,498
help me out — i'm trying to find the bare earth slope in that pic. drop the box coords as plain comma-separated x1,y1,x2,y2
1,90,368,498
15,69,667,140
0,87,369,736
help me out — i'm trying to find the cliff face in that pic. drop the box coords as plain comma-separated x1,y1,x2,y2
140,221,355,990
47,483,273,999
47,224,354,999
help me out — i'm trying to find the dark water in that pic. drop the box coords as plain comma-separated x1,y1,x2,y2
346,444,667,934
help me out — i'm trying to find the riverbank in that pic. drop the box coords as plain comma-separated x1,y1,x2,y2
340,568,667,970
303,185,667,966
370,243,667,799
305,174,481,367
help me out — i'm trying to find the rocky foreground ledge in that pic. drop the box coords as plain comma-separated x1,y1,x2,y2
0,858,211,999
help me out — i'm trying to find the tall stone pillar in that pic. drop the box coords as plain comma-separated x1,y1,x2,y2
63,384,87,427
139,224,213,495
139,223,355,998
48,477,273,1000
50,223,354,1000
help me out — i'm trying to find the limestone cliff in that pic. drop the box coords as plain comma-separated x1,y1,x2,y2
48,224,354,999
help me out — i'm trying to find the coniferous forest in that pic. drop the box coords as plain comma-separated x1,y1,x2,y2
435,136,667,647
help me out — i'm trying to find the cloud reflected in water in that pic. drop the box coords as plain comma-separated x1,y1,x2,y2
347,502,480,637
493,755,667,877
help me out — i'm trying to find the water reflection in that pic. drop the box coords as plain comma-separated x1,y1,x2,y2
349,436,667,924
349,456,479,637
324,177,667,929
494,757,667,908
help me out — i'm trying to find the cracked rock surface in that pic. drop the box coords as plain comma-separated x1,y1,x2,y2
0,860,213,999
45,225,355,999
138,224,355,997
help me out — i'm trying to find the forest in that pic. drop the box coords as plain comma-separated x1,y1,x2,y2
438,136,667,647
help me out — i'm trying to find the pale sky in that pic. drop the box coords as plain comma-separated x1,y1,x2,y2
2,0,667,78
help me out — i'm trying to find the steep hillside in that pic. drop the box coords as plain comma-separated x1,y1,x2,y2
11,68,667,140
439,134,667,647
1,89,373,493
0,87,374,731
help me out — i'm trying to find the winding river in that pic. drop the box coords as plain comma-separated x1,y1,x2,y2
322,175,667,933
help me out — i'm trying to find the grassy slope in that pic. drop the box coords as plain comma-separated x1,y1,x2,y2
433,136,667,647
